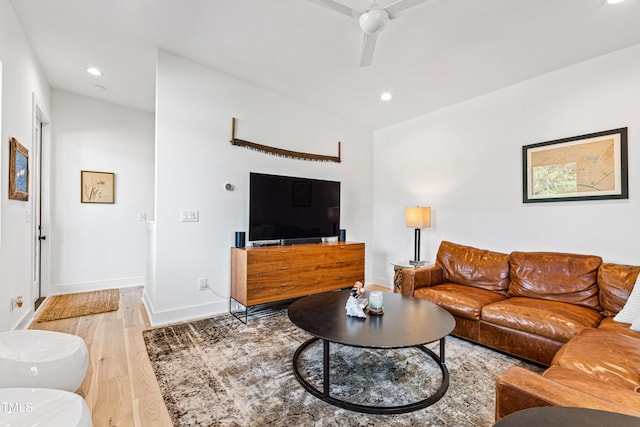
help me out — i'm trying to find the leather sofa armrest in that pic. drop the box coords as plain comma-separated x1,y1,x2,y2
495,366,640,421
399,265,444,296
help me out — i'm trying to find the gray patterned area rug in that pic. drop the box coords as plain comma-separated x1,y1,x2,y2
143,309,539,426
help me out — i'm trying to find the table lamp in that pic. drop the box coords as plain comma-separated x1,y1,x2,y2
406,206,431,266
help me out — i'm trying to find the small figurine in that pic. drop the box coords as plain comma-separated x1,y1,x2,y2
346,281,368,318
350,281,365,298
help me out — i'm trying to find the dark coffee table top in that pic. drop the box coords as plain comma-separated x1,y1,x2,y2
288,290,455,348
494,406,640,427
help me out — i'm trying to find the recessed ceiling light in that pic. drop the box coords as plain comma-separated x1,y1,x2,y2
93,84,106,91
380,92,392,101
86,67,103,76
607,0,624,4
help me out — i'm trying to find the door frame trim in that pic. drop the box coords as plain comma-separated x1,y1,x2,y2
32,93,51,305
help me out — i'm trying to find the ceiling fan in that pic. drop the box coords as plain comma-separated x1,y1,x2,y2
307,0,430,67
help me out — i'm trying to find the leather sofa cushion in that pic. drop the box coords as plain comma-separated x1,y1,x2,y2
436,241,510,294
551,328,640,392
496,366,640,420
481,297,602,342
508,251,602,310
598,316,640,339
598,263,640,317
542,365,640,411
414,283,505,320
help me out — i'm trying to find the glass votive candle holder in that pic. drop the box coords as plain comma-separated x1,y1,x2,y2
369,291,383,310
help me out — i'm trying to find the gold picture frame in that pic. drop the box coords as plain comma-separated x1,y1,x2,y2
523,128,628,203
81,170,115,204
9,138,29,201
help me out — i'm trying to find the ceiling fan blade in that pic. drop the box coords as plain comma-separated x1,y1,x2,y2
360,33,378,67
306,0,359,18
384,0,430,19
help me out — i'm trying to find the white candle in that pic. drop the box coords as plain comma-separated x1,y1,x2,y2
369,291,383,310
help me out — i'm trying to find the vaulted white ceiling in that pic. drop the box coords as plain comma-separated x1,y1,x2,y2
10,0,640,129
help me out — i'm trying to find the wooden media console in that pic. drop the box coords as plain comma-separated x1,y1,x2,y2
230,241,365,321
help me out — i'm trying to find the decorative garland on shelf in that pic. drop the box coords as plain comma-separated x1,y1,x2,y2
230,118,341,163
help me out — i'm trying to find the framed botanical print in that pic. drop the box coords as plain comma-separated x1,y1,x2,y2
81,170,115,204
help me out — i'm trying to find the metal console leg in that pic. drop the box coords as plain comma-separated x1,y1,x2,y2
229,297,248,324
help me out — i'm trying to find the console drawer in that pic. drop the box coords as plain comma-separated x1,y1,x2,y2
246,279,314,306
315,264,364,292
231,242,365,307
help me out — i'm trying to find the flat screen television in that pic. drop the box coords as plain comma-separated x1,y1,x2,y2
249,172,340,242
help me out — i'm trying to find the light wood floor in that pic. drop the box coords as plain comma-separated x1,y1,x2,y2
30,287,173,427
28,284,391,426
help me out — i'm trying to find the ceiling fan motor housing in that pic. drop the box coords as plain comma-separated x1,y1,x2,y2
359,8,390,35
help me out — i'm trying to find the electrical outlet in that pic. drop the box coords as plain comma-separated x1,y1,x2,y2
198,277,208,291
138,212,146,222
181,209,199,222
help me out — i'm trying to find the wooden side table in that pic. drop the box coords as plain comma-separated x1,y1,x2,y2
391,261,425,293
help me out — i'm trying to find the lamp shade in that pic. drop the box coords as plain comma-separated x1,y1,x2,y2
406,207,431,229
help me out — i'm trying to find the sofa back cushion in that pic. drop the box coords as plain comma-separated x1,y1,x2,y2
599,263,640,317
508,252,602,309
436,241,510,294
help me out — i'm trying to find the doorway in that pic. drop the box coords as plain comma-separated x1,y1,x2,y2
32,100,50,311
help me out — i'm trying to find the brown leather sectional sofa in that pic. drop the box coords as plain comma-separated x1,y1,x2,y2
399,240,640,420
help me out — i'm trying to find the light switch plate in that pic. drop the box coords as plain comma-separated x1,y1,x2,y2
181,209,199,222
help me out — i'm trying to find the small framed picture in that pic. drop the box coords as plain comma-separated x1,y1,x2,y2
81,170,115,204
9,138,29,201
523,128,628,203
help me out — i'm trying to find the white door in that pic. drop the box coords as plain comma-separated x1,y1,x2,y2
32,104,49,310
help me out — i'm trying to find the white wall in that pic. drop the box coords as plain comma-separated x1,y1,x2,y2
0,0,51,330
50,90,154,294
372,44,640,286
146,50,373,325
0,61,3,242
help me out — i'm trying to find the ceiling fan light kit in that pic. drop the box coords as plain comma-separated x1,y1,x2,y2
308,0,430,66
359,9,390,35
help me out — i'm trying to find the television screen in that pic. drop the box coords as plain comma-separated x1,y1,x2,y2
249,173,340,242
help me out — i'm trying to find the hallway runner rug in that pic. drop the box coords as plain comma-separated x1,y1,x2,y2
143,308,541,426
37,288,120,322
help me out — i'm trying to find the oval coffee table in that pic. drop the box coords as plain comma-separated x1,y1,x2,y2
494,406,640,426
288,289,455,414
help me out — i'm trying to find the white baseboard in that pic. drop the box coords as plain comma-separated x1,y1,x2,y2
370,275,392,288
142,290,228,327
12,308,35,330
50,276,144,295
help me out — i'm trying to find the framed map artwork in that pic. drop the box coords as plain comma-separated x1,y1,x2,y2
523,128,628,203
81,170,115,204
9,138,29,201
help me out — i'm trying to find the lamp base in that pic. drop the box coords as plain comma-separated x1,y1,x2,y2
409,259,428,267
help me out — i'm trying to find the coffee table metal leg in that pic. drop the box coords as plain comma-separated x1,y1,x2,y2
323,339,330,396
292,337,449,414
